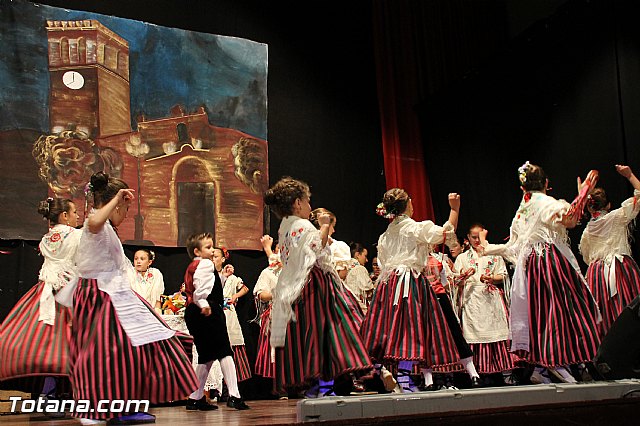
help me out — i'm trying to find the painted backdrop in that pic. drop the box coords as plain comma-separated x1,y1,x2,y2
0,0,268,249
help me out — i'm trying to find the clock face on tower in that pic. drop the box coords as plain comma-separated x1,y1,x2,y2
62,71,84,90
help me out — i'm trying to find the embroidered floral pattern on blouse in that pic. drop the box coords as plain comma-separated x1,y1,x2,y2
42,226,72,254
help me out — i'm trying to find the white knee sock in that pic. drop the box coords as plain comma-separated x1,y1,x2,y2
219,356,241,398
421,368,434,386
461,356,479,378
190,360,213,400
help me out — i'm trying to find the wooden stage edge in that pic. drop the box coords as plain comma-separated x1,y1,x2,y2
2,380,640,425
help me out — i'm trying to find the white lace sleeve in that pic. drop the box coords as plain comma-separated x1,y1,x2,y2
620,189,640,221
412,220,455,246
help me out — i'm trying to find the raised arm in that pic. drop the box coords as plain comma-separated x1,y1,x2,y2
260,234,274,258
88,189,135,234
448,193,460,231
617,164,640,191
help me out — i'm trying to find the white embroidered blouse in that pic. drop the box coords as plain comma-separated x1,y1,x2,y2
71,218,175,346
270,215,334,347
131,267,165,307
579,189,640,265
38,224,82,325
377,215,456,279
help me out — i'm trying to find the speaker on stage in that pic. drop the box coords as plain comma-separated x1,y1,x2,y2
593,295,640,380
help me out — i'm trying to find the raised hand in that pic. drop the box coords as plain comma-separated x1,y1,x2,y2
260,235,273,251
448,193,461,211
616,164,632,179
117,188,135,203
317,212,332,226
578,170,599,193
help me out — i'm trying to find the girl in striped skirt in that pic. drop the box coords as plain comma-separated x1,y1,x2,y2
253,235,282,380
311,208,366,326
453,225,514,382
0,198,80,397
360,189,462,392
214,249,252,384
480,162,601,384
264,177,372,398
579,164,640,337
64,172,198,424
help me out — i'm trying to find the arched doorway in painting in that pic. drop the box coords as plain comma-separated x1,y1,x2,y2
173,157,215,246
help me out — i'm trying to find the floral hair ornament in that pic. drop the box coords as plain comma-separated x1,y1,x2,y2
518,161,531,184
376,202,395,219
219,246,230,259
83,181,94,221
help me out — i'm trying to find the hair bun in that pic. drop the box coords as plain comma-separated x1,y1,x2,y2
37,199,51,217
90,172,109,192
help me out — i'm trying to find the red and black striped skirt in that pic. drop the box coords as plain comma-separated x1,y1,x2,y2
0,281,71,382
232,345,252,382
275,267,372,389
69,279,198,420
525,244,601,367
360,271,459,367
254,306,274,378
587,255,640,337
469,341,515,374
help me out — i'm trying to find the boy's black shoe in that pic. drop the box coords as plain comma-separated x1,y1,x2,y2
186,396,218,411
227,396,250,410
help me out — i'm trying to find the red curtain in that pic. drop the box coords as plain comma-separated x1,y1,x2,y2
372,0,507,222
372,0,434,221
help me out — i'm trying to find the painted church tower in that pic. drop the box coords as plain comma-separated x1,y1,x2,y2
46,20,131,138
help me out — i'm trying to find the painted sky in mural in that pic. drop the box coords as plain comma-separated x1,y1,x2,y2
0,0,267,138
0,0,268,248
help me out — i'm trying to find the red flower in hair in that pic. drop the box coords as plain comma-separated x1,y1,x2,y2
524,192,532,203
220,246,230,259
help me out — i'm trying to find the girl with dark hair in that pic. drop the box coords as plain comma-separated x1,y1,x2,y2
0,197,80,399
345,242,375,313
264,177,372,398
480,162,601,384
579,165,640,336
361,188,464,392
65,172,197,424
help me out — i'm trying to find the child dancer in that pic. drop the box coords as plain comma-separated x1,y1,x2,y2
0,198,80,397
264,177,372,397
253,235,283,382
309,207,366,327
209,248,252,398
480,162,601,384
183,233,250,410
579,164,640,336
67,172,198,424
346,242,376,313
454,224,514,383
131,248,165,314
360,188,463,392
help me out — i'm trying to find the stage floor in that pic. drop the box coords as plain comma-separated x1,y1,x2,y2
3,380,640,425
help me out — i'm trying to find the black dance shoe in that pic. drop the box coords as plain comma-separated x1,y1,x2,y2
227,396,250,410
186,396,218,411
471,376,482,388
